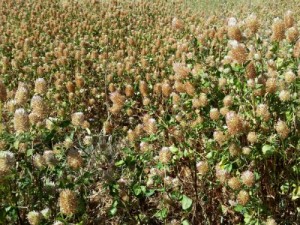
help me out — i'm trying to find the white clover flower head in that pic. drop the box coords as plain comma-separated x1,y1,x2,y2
228,40,239,48
228,17,237,26
41,208,50,219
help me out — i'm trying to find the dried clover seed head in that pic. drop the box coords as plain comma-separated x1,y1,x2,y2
256,104,270,120
159,147,172,164
143,117,157,135
286,27,299,42
275,121,290,138
237,190,250,205
196,161,209,175
228,25,243,41
67,149,83,170
172,17,184,30
210,108,220,120
0,80,7,102
139,81,148,97
162,82,172,97
293,40,300,57
242,147,252,155
247,132,258,144
228,177,241,190
241,170,255,187
229,143,241,156
271,18,285,41
34,78,47,94
215,163,230,184
59,189,78,215
173,62,190,80
43,150,57,167
213,131,227,145
125,84,134,97
223,95,233,107
33,154,45,169
279,90,291,102
284,10,294,28
265,217,277,225
245,14,260,34
27,211,42,225
71,112,84,126
0,151,15,174
229,42,248,64
266,78,277,93
226,111,243,135
15,86,29,105
14,108,29,133
284,71,296,84
83,135,93,146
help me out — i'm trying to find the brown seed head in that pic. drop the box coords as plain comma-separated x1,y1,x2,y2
0,80,7,102
43,150,57,167
143,118,157,135
14,108,29,133
27,211,42,225
171,92,180,104
247,132,258,144
67,149,83,170
279,90,291,102
271,18,285,41
284,71,296,84
139,81,148,97
215,163,230,184
241,170,255,187
66,81,75,93
229,143,241,157
15,86,29,105
174,81,186,93
110,91,125,106
293,39,300,58
59,189,78,215
229,42,248,64
286,27,299,43
223,95,233,107
275,121,290,138
33,154,45,169
125,84,134,97
284,10,294,28
237,190,250,205
0,151,15,174
256,104,270,121
245,14,260,34
34,78,47,94
220,107,230,116
71,112,84,126
213,131,227,145
226,111,243,135
159,147,172,164
172,17,184,30
266,78,277,93
173,62,190,80
31,95,47,119
246,61,256,79
210,108,220,121
196,161,209,175
228,25,243,41
185,81,195,96
228,177,241,190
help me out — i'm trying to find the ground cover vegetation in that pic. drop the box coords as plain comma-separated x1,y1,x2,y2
0,0,299,224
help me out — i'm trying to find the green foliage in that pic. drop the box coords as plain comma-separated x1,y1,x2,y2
0,0,300,224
